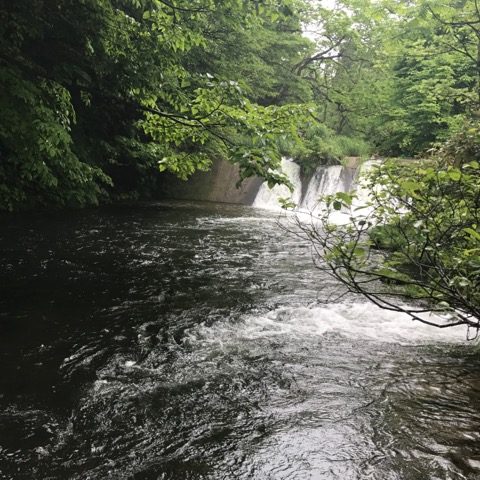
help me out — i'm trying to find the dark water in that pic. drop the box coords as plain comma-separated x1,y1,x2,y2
0,202,479,480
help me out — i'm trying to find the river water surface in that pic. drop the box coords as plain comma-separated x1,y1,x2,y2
1,202,480,480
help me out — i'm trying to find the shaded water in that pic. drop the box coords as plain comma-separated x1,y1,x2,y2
1,202,479,480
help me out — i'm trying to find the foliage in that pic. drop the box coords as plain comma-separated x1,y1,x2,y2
435,118,480,165
282,122,372,174
294,154,480,332
4,0,480,215
373,0,480,154
299,0,480,157
0,67,111,210
0,0,312,211
298,1,393,149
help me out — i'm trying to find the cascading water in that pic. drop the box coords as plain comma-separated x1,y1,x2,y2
252,158,303,210
301,165,341,211
300,165,357,213
251,158,360,214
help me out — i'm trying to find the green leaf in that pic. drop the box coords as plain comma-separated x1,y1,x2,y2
354,247,366,257
464,227,480,241
448,170,461,181
336,191,353,206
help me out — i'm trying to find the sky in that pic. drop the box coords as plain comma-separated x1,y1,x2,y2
302,0,338,41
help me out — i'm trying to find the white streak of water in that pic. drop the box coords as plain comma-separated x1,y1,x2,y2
186,302,467,347
252,158,302,211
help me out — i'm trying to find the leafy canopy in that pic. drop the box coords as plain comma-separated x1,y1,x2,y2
0,0,312,210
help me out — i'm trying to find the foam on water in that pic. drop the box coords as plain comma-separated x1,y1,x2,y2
186,302,467,348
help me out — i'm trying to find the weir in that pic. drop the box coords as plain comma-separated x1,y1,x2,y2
251,158,360,212
161,157,363,212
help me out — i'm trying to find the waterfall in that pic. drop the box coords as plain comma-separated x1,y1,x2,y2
300,165,355,213
161,155,372,211
351,159,379,205
252,158,360,214
252,158,302,210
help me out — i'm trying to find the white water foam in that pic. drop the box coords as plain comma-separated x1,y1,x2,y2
186,302,468,347
296,160,381,225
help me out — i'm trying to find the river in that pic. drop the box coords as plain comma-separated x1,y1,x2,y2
1,202,479,479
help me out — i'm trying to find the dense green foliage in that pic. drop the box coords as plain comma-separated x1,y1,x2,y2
0,0,313,210
2,0,471,211
282,123,372,174
296,0,480,159
375,1,480,154
2,0,480,217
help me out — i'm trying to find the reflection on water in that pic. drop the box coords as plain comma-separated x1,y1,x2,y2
0,202,479,480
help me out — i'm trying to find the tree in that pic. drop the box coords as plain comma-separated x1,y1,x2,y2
290,0,396,168
374,0,480,155
0,0,312,211
292,141,480,333
296,0,480,158
299,1,383,135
